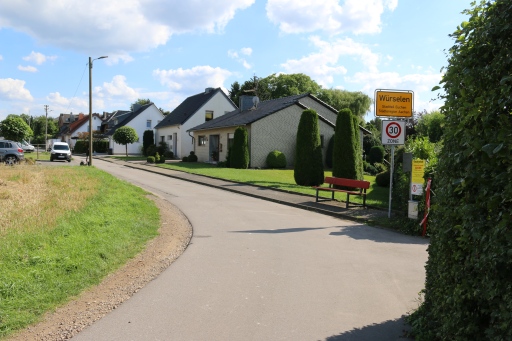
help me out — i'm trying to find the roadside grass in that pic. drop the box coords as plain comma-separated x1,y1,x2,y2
157,162,389,208
111,156,147,162
0,164,159,338
25,152,50,161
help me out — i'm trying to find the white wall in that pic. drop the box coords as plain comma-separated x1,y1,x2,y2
156,90,236,158
110,104,164,155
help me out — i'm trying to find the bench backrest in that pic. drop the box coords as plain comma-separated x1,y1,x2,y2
324,177,370,189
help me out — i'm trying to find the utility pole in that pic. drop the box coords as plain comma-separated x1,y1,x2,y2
44,105,50,151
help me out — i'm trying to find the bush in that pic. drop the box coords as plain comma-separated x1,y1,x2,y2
147,156,155,163
325,136,334,168
266,150,287,168
294,109,324,186
187,151,198,162
164,150,174,159
146,144,157,157
368,145,386,164
181,156,188,162
373,162,387,174
154,152,160,163
332,108,362,181
375,170,390,187
143,130,154,156
157,141,168,156
363,162,378,175
231,127,249,169
157,156,165,164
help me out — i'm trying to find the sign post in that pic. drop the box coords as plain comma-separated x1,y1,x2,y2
381,120,406,218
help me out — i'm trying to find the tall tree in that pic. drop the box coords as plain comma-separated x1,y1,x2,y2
112,126,138,157
0,116,33,142
131,98,151,110
332,108,360,180
416,110,445,143
294,109,324,186
318,89,372,119
409,1,512,339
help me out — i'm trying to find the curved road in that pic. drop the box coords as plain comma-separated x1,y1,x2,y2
73,160,428,341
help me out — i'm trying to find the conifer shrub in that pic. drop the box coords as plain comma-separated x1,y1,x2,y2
143,130,154,156
146,144,157,157
293,109,324,186
154,152,160,163
266,150,287,168
187,151,198,162
231,127,249,169
325,136,334,168
332,108,361,181
147,156,155,163
375,170,390,187
369,145,386,164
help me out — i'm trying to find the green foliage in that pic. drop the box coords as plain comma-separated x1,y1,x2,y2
409,1,512,339
231,127,249,169
143,130,154,156
187,151,198,162
294,109,324,186
369,146,386,164
318,89,372,119
416,110,445,143
147,156,155,163
146,144,157,157
266,150,287,168
181,156,188,162
0,116,33,141
131,98,151,110
154,152,160,163
363,133,382,158
375,170,390,187
332,108,362,181
325,135,334,168
112,126,138,157
157,141,168,156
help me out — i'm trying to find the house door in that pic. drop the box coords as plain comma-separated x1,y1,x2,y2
209,135,220,162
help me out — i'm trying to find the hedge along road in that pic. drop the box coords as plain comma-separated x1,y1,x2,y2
73,159,428,341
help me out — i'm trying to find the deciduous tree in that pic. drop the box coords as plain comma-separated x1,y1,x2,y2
113,126,138,157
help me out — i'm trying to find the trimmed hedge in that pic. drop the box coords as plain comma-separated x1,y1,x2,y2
231,127,249,169
266,150,287,168
294,109,324,186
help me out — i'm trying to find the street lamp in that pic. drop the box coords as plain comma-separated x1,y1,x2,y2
88,56,108,165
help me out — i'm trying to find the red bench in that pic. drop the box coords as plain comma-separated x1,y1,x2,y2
313,177,370,208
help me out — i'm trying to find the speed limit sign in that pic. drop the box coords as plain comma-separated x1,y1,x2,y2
381,120,405,145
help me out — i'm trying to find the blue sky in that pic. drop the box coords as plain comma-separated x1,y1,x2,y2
0,0,470,122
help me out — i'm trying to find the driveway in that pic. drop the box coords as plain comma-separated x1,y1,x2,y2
73,160,428,341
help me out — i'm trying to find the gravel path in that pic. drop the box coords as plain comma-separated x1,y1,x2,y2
7,195,192,341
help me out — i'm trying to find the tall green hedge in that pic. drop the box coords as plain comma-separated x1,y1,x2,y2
143,130,154,156
293,109,324,186
409,1,512,339
332,108,362,181
230,126,249,169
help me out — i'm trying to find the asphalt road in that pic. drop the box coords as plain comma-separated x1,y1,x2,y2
72,159,428,341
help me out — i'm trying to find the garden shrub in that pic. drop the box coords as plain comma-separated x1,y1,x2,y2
187,151,198,162
266,150,287,168
164,150,174,159
373,162,387,174
231,127,249,169
157,156,165,164
293,109,324,186
157,141,168,156
147,156,155,163
375,170,390,187
143,130,154,156
146,144,157,157
332,108,362,181
369,145,386,164
408,2,512,339
181,156,188,162
363,162,377,176
325,136,334,168
154,152,160,163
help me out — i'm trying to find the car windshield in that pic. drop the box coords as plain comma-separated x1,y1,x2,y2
54,145,69,151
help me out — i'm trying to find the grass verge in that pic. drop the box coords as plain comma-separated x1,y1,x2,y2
0,165,159,338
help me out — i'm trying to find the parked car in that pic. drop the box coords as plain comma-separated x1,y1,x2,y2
0,139,25,164
49,142,72,162
19,140,35,152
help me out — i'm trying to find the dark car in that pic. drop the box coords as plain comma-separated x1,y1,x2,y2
0,139,25,164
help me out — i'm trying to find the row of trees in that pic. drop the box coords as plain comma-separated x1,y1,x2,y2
0,114,58,144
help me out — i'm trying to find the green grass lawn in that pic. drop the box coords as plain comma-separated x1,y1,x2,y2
0,167,159,338
157,162,389,208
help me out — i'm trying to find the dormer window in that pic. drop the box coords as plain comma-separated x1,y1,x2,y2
205,110,214,121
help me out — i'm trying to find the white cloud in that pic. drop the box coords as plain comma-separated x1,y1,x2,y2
0,78,33,101
281,36,378,86
47,92,71,106
100,75,140,102
266,0,396,35
0,1,254,56
0,55,3,61
18,65,38,72
228,48,253,69
153,66,232,93
22,51,57,65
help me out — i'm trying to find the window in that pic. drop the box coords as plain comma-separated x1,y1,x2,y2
161,136,165,143
205,110,214,121
147,120,152,128
167,135,172,141
198,136,206,146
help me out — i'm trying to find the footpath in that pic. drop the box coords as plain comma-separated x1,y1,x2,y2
98,157,389,225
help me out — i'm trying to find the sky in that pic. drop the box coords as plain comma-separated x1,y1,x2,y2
0,0,471,122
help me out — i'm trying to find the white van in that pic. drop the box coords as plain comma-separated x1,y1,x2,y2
49,142,72,162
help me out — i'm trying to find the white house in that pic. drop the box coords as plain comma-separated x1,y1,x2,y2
106,103,165,155
60,113,103,149
154,88,237,159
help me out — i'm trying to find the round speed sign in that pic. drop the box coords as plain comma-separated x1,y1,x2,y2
381,120,405,145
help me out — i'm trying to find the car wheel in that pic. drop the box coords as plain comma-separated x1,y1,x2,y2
50,156,54,162
5,156,16,165
67,159,72,162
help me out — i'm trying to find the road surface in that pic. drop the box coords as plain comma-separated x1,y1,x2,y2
73,160,428,341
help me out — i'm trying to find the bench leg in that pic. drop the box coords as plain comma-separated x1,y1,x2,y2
316,189,319,202
331,191,335,201
346,193,350,208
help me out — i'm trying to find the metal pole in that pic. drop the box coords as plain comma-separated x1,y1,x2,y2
88,57,93,166
388,145,395,218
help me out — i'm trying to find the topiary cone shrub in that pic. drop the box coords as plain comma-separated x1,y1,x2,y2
294,109,324,186
231,126,249,169
266,150,287,168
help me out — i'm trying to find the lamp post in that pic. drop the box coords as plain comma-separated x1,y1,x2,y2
88,56,108,165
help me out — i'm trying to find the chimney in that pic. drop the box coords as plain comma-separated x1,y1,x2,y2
239,95,258,111
132,104,142,112
205,87,215,94
78,113,84,120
